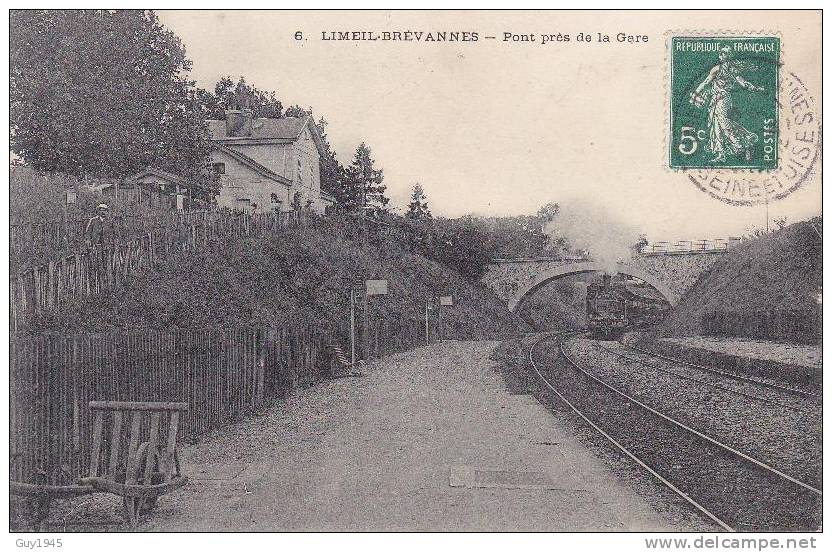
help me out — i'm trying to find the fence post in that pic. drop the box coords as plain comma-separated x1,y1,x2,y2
47,260,56,310
70,336,81,459
255,328,265,407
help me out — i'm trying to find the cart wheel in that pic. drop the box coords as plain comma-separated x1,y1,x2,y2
133,443,162,515
142,496,158,513
122,496,143,528
24,494,51,531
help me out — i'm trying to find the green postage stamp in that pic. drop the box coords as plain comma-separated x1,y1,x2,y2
670,36,780,169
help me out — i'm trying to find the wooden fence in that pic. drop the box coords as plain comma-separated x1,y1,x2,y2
10,209,306,257
10,208,198,261
9,325,325,485
9,317,435,486
9,211,308,332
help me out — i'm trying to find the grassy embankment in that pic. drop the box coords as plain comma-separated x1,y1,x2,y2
652,217,822,343
29,216,529,340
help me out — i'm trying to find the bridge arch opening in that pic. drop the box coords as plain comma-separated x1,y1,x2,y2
509,261,679,313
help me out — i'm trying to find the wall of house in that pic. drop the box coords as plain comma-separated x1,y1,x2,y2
209,121,326,214
103,176,180,210
139,175,185,210
235,143,292,180
211,149,291,212
288,126,324,213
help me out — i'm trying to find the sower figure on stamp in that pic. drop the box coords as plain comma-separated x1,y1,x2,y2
689,46,766,163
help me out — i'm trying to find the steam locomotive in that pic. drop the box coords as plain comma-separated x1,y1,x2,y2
586,274,671,338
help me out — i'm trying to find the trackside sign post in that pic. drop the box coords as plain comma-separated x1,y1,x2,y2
366,280,388,296
438,296,453,341
364,280,388,360
425,298,434,345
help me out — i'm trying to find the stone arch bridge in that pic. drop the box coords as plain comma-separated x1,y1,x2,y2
482,240,738,312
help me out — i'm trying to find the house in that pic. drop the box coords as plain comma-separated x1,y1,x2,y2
207,111,336,214
102,167,190,211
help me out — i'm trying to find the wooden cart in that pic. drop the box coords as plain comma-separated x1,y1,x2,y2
10,401,188,529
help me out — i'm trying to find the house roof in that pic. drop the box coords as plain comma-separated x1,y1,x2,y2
125,167,188,186
103,167,188,190
214,144,292,186
207,116,308,141
207,115,327,158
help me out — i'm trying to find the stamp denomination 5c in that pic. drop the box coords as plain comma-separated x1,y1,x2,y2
670,36,779,170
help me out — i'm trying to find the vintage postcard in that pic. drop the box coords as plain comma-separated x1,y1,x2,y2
6,8,822,545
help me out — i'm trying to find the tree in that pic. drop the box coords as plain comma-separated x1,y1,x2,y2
536,202,560,224
431,218,495,280
10,10,217,197
472,202,567,258
633,234,649,253
284,105,312,118
745,216,789,239
406,184,432,220
314,117,345,198
340,143,389,213
200,76,283,119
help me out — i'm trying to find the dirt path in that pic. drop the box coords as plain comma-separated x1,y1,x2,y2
123,340,688,531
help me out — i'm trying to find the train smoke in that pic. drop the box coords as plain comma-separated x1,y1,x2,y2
544,198,641,274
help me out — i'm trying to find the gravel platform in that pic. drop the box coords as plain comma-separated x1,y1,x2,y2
23,340,691,531
661,337,821,370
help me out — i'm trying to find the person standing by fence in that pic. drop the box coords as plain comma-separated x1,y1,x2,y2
85,203,111,247
85,203,113,291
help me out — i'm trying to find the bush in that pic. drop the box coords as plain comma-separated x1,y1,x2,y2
31,221,529,341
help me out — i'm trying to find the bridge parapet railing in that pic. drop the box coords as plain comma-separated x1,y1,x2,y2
490,255,589,264
639,237,742,255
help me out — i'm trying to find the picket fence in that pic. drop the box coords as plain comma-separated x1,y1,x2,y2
11,211,197,254
9,317,433,486
9,211,308,332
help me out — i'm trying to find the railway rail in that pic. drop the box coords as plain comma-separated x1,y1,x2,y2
528,332,822,532
625,342,820,400
589,341,809,412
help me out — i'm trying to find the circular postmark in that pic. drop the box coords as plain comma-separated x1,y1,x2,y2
684,70,820,206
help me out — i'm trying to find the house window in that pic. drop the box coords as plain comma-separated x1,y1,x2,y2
212,162,226,175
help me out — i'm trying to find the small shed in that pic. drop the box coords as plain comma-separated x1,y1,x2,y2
103,168,190,211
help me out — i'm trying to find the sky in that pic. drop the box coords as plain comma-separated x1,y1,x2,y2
158,10,821,243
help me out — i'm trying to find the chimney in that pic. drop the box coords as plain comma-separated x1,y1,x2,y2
225,109,253,137
602,273,612,288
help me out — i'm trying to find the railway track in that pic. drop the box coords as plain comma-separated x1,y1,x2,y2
590,341,811,412
528,332,822,532
625,342,820,400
